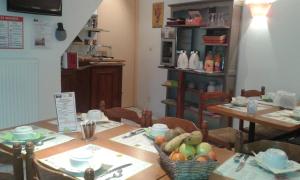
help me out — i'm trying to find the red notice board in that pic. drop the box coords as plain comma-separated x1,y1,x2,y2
0,15,24,49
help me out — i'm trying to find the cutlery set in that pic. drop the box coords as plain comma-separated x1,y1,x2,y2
98,163,132,179
122,129,145,139
234,154,250,172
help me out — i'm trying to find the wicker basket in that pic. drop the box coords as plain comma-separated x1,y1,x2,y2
154,144,218,180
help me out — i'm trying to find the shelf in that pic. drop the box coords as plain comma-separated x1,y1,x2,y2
83,27,110,32
186,88,200,94
161,99,177,107
203,43,228,46
158,66,225,77
184,106,199,115
161,84,178,89
166,24,230,29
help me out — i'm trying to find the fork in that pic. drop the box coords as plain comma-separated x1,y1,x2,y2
105,169,123,180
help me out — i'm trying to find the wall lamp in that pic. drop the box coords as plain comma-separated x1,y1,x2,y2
245,0,276,18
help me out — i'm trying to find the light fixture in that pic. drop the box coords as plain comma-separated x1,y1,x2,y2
245,0,276,18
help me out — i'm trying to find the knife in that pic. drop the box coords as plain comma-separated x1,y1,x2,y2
98,163,132,178
122,129,145,139
235,154,249,172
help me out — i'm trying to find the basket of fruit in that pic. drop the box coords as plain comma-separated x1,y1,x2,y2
154,127,218,180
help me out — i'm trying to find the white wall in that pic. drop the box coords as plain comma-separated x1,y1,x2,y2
0,0,102,127
237,0,300,97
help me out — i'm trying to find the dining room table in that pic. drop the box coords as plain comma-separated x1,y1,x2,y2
207,101,300,142
0,118,235,180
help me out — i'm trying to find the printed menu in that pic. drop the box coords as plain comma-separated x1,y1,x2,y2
0,15,23,49
54,92,78,132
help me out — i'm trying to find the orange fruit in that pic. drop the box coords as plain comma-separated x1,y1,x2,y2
207,151,217,161
155,135,166,145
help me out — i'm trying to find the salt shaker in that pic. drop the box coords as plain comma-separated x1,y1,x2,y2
247,99,257,115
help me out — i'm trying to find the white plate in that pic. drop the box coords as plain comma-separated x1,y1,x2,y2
254,153,300,174
61,159,102,174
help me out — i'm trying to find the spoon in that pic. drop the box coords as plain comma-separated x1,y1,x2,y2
36,137,56,146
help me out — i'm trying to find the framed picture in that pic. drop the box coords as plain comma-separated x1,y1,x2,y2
152,2,164,28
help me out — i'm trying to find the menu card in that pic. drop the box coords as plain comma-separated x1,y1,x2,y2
54,92,78,132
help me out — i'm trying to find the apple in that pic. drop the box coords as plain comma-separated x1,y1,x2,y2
179,143,196,160
196,142,212,155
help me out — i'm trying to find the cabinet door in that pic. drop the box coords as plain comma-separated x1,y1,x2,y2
61,70,76,92
61,68,91,113
75,68,90,113
91,66,122,109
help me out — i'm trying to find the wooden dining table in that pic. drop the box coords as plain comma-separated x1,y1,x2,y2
207,104,300,142
1,119,235,180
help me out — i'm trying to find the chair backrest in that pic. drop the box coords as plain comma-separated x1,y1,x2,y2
241,86,265,98
99,100,152,127
199,91,232,128
0,143,23,180
25,142,95,180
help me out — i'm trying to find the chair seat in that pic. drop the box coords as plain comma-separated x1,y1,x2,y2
244,125,286,139
208,127,248,147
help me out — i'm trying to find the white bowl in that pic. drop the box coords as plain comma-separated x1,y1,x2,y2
15,126,33,133
69,151,93,168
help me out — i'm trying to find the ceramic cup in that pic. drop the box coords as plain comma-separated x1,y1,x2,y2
87,110,103,121
151,124,169,137
262,148,288,169
232,96,248,106
13,126,34,140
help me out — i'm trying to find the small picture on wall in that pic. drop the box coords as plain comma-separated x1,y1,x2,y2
152,2,164,28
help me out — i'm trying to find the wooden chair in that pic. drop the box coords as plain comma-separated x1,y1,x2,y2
0,143,23,180
99,100,152,127
240,86,285,140
25,142,95,180
199,91,248,149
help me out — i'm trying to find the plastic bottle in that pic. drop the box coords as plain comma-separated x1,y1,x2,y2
214,52,221,72
204,51,214,73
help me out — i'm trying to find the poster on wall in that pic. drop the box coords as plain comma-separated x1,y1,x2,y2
0,15,24,49
152,2,164,28
33,19,52,48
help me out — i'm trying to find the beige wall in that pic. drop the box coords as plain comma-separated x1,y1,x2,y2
97,0,137,107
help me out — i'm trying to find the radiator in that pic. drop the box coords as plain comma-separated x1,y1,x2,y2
0,59,39,128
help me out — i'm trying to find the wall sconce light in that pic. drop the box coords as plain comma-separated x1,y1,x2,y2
245,0,276,18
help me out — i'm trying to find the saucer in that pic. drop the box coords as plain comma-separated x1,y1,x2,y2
62,159,102,174
231,101,247,107
290,113,300,121
0,131,44,144
254,152,300,174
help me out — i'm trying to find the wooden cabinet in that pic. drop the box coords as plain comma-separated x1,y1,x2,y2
160,0,242,126
61,64,123,112
90,66,122,109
